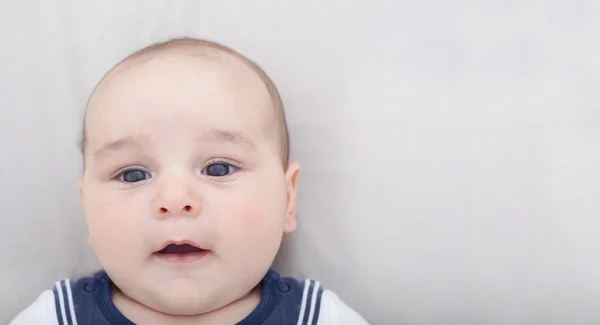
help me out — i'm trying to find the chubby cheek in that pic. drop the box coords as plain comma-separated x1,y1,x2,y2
83,189,146,269
216,189,287,262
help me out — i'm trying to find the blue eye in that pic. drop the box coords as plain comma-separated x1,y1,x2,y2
118,169,151,183
203,163,237,177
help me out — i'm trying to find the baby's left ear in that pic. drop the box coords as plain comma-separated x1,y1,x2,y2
78,180,92,246
283,162,300,233
78,179,84,201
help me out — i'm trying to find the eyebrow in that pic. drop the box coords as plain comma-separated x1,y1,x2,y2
93,136,144,159
92,128,257,159
206,128,257,151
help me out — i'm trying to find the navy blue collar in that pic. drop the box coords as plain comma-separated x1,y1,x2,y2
92,268,281,325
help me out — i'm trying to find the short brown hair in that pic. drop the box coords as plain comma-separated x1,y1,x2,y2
81,37,290,166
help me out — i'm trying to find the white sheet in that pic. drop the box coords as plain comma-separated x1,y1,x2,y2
1,1,599,324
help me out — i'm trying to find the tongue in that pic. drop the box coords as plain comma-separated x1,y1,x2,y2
160,244,202,255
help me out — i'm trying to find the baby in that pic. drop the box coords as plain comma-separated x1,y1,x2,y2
10,38,369,325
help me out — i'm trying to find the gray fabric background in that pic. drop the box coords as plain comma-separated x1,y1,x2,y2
1,1,599,324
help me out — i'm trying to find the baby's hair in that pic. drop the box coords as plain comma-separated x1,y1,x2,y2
81,37,290,167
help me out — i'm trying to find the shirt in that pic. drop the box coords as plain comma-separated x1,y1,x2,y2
10,269,369,325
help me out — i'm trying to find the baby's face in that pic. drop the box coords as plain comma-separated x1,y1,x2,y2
80,51,298,315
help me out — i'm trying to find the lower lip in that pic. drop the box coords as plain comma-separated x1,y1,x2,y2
153,250,211,263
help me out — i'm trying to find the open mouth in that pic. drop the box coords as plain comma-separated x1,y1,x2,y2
154,242,210,263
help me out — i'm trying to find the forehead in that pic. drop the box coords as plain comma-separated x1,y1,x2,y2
85,51,275,151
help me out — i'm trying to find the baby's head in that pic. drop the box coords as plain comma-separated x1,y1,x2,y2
78,38,300,315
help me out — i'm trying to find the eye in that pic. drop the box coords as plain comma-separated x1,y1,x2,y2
202,162,237,177
117,169,151,183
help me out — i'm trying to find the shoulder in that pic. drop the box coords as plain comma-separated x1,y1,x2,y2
270,274,369,325
9,274,106,325
316,289,370,325
8,290,58,325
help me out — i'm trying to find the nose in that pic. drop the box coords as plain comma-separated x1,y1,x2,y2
153,177,201,219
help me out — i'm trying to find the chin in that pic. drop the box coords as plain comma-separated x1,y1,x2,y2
149,290,221,316
156,304,210,316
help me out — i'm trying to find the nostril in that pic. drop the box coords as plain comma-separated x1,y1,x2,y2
159,207,168,214
183,205,192,212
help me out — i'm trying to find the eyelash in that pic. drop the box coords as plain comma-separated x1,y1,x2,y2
201,159,240,177
111,159,240,182
112,166,151,183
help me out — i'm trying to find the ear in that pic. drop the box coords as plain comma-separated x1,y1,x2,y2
78,179,92,245
283,162,300,233
78,179,84,201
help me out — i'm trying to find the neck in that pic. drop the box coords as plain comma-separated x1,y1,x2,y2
111,284,262,325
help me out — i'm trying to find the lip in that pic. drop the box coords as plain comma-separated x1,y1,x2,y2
152,240,211,264
155,239,204,252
